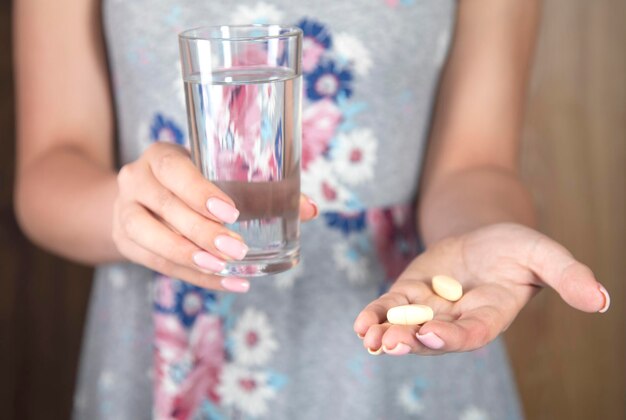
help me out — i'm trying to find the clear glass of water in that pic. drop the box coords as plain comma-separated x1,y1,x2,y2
179,25,303,277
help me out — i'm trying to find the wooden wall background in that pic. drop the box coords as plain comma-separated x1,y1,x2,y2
506,1,626,419
1,0,624,419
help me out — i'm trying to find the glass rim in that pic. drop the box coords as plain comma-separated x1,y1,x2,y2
179,24,303,42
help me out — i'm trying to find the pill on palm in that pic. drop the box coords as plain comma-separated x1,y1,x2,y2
432,275,463,301
387,304,434,325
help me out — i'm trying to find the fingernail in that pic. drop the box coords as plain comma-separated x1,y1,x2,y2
207,198,240,224
192,251,226,272
367,347,383,356
306,195,319,219
416,331,445,350
598,285,611,313
220,277,250,293
383,343,411,356
357,332,365,339
214,235,249,260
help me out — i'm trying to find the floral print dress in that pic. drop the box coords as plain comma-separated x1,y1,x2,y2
73,1,524,419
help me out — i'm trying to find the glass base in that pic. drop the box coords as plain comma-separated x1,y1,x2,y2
217,247,300,277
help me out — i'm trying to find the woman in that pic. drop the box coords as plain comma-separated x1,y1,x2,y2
14,0,609,418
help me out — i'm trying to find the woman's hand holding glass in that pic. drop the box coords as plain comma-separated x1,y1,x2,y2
112,142,317,292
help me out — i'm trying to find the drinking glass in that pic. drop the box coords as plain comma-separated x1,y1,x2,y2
179,25,303,277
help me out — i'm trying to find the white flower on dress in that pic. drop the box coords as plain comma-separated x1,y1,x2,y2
230,2,284,25
331,128,378,186
275,261,304,290
333,32,374,76
397,382,425,415
332,242,369,285
232,308,279,366
217,364,277,418
302,158,351,211
159,347,178,364
459,405,490,420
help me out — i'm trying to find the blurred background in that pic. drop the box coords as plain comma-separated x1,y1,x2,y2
1,0,624,419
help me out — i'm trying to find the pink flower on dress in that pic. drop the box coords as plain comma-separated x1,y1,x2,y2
154,313,189,419
302,99,342,169
367,205,419,282
154,314,225,420
297,18,332,72
222,84,261,151
155,275,176,308
302,39,326,72
232,43,270,67
249,151,279,181
216,151,250,181
155,313,189,365
214,76,279,182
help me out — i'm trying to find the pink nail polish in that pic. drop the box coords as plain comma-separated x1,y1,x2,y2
599,285,611,313
192,251,226,272
214,235,249,260
220,277,250,293
416,331,445,350
306,195,319,219
367,347,383,356
206,198,240,224
383,343,411,356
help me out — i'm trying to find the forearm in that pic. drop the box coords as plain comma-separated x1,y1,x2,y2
15,146,123,265
418,166,536,246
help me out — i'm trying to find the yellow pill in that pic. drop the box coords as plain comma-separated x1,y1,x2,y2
387,304,434,325
432,275,463,302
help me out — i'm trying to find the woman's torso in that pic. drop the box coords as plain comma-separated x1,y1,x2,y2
73,1,524,419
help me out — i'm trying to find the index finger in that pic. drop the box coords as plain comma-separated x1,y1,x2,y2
146,143,240,224
353,291,411,337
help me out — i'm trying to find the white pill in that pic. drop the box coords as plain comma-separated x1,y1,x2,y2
432,275,463,302
387,304,434,325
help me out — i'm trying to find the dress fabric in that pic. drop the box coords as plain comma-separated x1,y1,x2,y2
73,1,524,419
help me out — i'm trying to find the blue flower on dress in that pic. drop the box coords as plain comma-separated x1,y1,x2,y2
297,18,332,49
155,280,217,328
150,113,185,146
324,210,366,235
306,60,354,101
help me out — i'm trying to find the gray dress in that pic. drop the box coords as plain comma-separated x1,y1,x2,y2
74,1,524,419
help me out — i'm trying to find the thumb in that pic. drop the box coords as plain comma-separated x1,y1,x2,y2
527,235,610,313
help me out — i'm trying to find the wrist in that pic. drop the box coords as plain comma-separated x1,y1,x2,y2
418,166,536,245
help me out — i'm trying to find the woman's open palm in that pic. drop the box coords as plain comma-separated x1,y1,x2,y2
353,223,610,355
